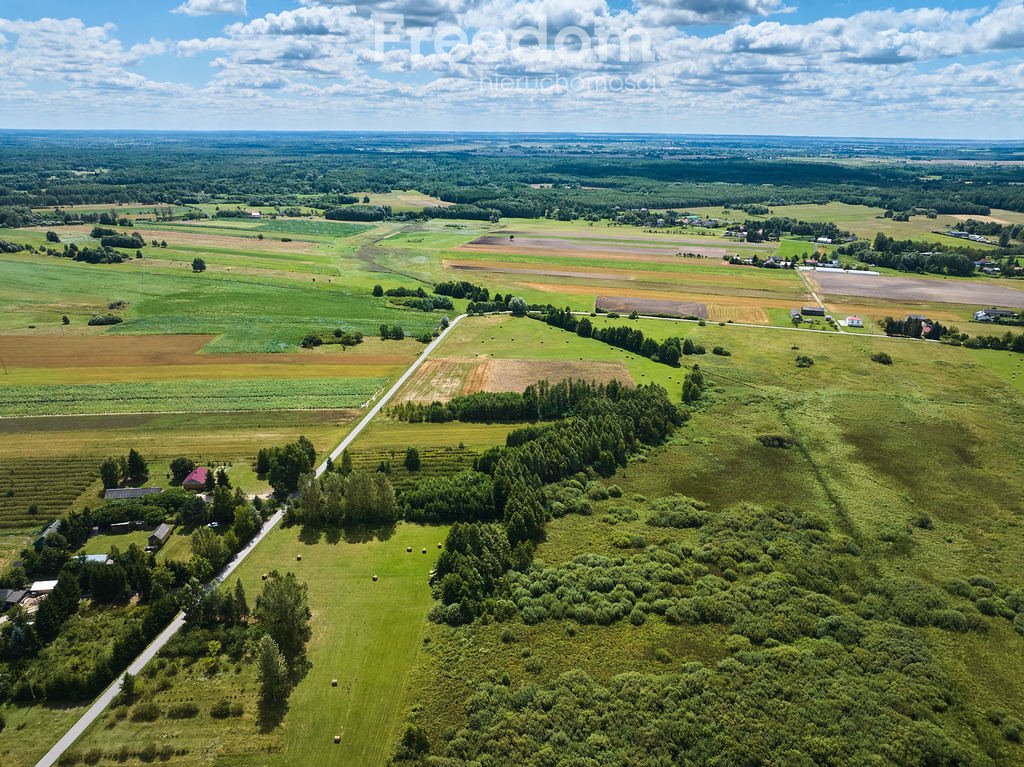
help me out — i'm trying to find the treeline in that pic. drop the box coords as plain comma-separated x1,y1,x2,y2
837,235,977,276
882,316,946,340
325,205,391,221
287,470,399,528
434,280,490,302
428,382,683,623
391,379,633,424
743,216,852,242
535,308,706,366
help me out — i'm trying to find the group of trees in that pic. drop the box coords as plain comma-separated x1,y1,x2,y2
434,280,490,302
742,216,852,243
99,449,149,489
429,382,683,624
379,324,406,340
882,316,946,340
288,470,399,528
91,227,146,250
255,437,316,497
835,235,979,276
392,378,635,425
536,308,706,366
301,328,364,348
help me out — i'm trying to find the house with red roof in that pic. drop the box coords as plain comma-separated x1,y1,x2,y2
182,466,210,491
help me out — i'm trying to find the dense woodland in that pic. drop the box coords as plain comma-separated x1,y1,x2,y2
4,133,1024,223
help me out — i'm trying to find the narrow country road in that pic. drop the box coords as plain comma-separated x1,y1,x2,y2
35,313,467,767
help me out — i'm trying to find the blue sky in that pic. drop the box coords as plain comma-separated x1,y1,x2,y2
1,1,1023,137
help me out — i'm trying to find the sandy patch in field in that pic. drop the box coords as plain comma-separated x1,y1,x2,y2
808,271,1024,307
596,295,707,318
395,357,634,403
952,214,1013,225
0,335,412,369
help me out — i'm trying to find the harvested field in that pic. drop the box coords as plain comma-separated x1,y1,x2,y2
596,296,707,318
460,235,748,262
396,357,634,403
0,335,410,370
705,304,770,324
521,282,809,309
487,230,769,249
808,271,1024,307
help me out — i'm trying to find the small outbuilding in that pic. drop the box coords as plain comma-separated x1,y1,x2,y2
30,580,58,595
104,487,163,501
846,316,864,328
110,521,133,535
33,520,63,551
790,309,802,322
182,467,210,491
0,589,26,610
802,306,826,317
148,523,172,549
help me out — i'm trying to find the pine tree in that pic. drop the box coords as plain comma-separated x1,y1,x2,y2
256,634,288,702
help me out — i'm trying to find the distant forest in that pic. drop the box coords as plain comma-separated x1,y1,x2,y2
2,132,1024,223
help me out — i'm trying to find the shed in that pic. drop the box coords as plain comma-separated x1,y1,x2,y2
33,520,63,551
802,306,826,317
109,521,133,535
182,466,210,491
0,589,26,609
846,316,863,328
149,523,172,549
30,580,58,595
790,309,802,321
104,487,163,501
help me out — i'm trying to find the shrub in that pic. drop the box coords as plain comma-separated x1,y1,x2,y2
795,355,814,368
712,346,731,356
756,434,796,449
130,702,162,722
167,702,199,719
88,314,123,326
871,351,894,365
209,698,232,719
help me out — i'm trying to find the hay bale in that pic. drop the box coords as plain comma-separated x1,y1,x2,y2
406,547,412,553
334,735,341,744
331,679,338,687
421,548,427,554
261,573,268,580
437,543,442,549
296,554,302,561
372,575,379,582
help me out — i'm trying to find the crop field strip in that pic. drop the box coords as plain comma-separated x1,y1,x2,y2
0,377,387,417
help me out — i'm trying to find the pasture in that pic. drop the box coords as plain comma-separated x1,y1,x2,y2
68,522,447,767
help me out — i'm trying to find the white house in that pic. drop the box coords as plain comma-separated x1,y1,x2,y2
846,316,864,328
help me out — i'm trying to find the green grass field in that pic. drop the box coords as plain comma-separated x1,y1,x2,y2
67,522,447,767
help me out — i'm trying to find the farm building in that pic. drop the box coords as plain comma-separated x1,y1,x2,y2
149,523,173,549
973,307,1017,322
802,306,826,317
182,466,210,491
109,521,134,534
846,316,864,328
104,487,163,501
33,520,63,551
30,580,58,595
0,589,26,610
790,309,803,321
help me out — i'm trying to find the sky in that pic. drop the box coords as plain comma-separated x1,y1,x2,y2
0,0,1022,138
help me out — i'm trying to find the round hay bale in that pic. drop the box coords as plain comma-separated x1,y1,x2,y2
421,548,427,554
372,574,379,582
334,735,341,744
437,543,442,549
296,554,302,561
261,574,268,580
406,547,412,553
331,678,338,687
